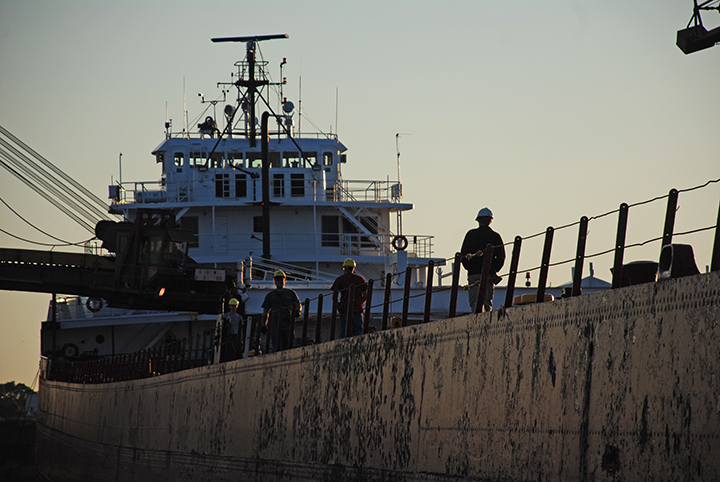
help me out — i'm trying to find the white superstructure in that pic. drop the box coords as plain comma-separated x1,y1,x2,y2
109,34,441,313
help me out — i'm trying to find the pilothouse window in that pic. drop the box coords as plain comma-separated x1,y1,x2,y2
305,152,317,167
247,153,262,169
270,152,281,168
174,153,184,168
190,152,205,168
209,153,223,169
283,151,299,168
323,152,333,166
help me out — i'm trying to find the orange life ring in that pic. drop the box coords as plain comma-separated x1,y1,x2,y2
86,297,103,313
392,235,408,251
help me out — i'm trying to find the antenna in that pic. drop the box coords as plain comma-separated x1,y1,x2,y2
183,77,188,138
211,34,288,147
394,133,411,236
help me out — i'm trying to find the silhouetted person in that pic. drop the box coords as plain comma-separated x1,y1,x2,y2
461,208,505,312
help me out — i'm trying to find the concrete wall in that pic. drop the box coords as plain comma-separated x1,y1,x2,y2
37,271,720,481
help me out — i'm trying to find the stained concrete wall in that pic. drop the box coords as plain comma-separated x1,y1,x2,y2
37,271,720,481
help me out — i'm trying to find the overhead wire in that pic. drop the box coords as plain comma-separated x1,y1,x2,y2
0,196,76,244
0,125,120,234
0,130,110,221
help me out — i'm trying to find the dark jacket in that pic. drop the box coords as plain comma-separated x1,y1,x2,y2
331,271,367,313
461,225,505,277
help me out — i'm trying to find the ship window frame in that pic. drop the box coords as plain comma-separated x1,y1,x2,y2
253,216,264,233
174,153,184,168
323,152,333,166
290,173,305,197
235,173,247,198
321,216,340,247
272,173,285,197
270,152,281,168
215,173,230,198
179,217,199,248
304,152,317,167
209,152,223,169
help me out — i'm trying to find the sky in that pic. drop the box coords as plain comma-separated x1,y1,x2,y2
1,1,718,387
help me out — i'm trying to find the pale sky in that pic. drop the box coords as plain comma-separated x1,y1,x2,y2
1,1,718,387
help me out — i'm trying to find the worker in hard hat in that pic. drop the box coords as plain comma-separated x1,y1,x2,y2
460,208,505,312
331,258,368,337
261,269,301,353
221,298,244,360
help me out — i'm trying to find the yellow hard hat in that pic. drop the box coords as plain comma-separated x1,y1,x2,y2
274,269,286,278
228,298,239,306
343,258,356,268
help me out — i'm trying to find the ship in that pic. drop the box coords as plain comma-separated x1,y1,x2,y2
15,33,613,364
1,34,719,481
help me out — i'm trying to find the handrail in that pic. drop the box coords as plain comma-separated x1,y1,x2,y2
42,179,720,384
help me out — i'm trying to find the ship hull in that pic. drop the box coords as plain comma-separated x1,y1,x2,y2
37,271,720,481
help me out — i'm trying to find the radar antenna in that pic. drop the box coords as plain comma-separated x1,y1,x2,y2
211,34,288,146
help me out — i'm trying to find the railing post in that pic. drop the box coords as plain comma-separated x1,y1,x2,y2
423,260,434,323
330,290,339,340
504,236,522,308
572,216,589,297
180,339,187,370
612,203,629,289
536,227,554,304
448,253,462,318
381,273,392,331
301,298,310,346
195,333,202,366
315,294,324,343
401,268,412,327
475,244,494,313
662,188,679,248
363,279,374,334
712,195,720,272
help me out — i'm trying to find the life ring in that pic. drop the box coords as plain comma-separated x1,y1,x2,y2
86,297,103,313
62,343,80,359
392,235,408,251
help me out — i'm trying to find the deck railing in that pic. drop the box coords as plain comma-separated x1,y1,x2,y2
44,180,720,384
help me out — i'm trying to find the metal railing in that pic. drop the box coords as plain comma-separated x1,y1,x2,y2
43,180,720,384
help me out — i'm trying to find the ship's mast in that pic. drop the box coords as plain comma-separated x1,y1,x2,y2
211,34,288,147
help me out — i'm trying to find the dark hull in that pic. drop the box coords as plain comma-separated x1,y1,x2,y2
37,271,720,481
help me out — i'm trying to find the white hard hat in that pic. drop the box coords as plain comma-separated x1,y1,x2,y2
476,207,493,220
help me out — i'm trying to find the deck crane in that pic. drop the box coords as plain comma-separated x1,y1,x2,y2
0,209,233,314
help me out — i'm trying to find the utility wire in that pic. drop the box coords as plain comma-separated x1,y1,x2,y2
0,196,75,244
0,125,112,217
0,142,102,228
0,157,95,233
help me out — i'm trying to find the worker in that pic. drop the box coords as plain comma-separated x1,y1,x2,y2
331,258,367,337
261,270,301,353
461,207,505,312
221,298,244,359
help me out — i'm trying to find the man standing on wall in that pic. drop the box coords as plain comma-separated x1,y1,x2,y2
331,258,367,337
221,298,243,360
461,208,505,312
262,270,301,353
